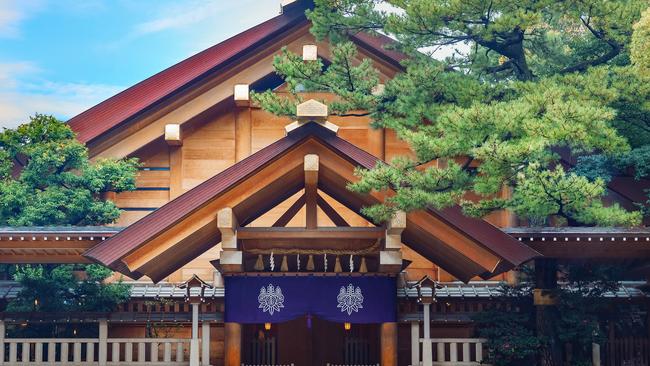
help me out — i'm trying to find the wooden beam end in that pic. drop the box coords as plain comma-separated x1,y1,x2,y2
302,44,318,61
164,124,182,146
304,154,319,172
220,251,243,272
379,250,403,273
234,84,250,106
217,207,238,230
387,211,406,235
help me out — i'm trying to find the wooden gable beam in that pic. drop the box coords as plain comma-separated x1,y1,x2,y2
272,193,306,227
316,194,349,227
304,154,319,229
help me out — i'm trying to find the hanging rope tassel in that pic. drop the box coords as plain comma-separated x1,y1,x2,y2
334,255,342,273
349,254,354,272
297,254,301,271
254,254,264,271
359,256,368,273
306,254,315,271
281,255,288,272
323,254,328,272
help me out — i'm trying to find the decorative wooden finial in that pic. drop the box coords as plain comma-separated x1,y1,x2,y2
233,84,250,106
164,124,182,146
302,44,318,61
296,99,328,122
285,99,339,134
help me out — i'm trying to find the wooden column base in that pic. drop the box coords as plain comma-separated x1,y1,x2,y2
381,322,398,366
224,322,241,366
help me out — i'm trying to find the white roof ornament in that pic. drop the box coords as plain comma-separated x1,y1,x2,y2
296,99,328,121
302,44,318,61
285,99,339,134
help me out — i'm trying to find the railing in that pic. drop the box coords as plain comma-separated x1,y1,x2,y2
416,338,487,366
241,364,293,366
1,337,196,365
2,338,99,364
327,364,379,366
107,338,193,364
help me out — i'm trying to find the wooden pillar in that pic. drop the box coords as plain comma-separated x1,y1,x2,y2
410,321,420,366
224,322,242,366
422,302,433,366
380,322,398,366
201,321,211,366
234,84,252,162
190,303,200,366
304,154,319,229
165,123,183,200
98,319,108,366
169,146,183,199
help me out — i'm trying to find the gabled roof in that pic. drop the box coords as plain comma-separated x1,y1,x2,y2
67,0,405,144
84,122,539,283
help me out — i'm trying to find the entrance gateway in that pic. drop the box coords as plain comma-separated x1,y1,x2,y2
213,149,405,366
226,275,395,365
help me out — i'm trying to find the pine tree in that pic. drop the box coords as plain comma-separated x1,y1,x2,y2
254,0,650,226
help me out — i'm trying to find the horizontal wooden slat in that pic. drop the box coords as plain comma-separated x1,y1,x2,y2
136,169,170,188
115,190,169,208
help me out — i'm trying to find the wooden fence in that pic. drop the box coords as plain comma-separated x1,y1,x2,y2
1,337,197,365
415,338,486,366
603,338,650,366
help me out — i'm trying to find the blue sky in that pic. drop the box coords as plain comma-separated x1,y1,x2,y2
0,0,281,128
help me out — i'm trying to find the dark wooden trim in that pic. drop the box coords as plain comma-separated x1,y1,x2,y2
237,227,385,240
272,194,306,227
316,194,349,227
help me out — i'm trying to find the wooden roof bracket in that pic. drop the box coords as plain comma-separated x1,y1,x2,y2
218,207,242,272
381,211,406,273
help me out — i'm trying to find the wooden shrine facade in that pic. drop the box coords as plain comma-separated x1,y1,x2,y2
1,1,650,366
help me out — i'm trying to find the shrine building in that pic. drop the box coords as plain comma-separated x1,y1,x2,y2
1,1,650,366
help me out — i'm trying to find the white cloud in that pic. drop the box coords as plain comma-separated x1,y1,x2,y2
0,61,124,129
0,0,43,38
102,0,240,50
133,1,225,36
0,61,40,87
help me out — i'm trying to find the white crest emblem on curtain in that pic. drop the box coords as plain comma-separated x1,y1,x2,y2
258,284,285,315
337,284,364,315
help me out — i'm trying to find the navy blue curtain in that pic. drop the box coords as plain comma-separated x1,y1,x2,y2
224,276,396,324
